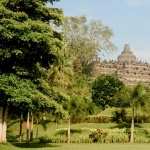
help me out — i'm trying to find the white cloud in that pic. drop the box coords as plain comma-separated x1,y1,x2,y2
125,0,149,7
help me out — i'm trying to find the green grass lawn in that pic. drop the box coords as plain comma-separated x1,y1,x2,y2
1,143,150,150
7,120,150,143
7,121,118,141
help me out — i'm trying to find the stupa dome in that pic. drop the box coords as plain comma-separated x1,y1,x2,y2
118,44,137,64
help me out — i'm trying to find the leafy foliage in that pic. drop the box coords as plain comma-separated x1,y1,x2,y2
0,0,64,78
64,16,115,74
0,74,36,107
92,75,124,109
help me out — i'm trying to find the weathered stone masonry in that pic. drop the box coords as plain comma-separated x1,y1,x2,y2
92,44,150,85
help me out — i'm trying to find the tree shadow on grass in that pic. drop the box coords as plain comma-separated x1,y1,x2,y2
12,142,61,148
110,122,141,129
141,129,150,140
7,135,19,142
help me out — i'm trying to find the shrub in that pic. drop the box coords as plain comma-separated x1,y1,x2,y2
85,115,112,123
89,128,129,143
89,129,108,143
39,136,52,144
112,109,127,123
67,115,112,123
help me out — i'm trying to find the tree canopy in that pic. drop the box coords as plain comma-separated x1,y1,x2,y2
92,75,124,109
0,0,66,143
0,0,64,78
64,16,115,74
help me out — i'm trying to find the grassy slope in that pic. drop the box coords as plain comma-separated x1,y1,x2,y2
7,107,150,143
8,121,117,138
8,119,150,142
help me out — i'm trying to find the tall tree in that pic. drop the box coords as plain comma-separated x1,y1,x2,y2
129,84,149,143
92,75,124,110
0,74,36,143
64,16,115,74
0,0,63,77
0,0,64,143
113,84,150,143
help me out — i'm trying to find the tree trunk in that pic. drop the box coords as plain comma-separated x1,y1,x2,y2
26,111,30,143
35,119,39,139
136,108,138,124
130,106,135,143
0,106,8,143
30,112,34,142
19,113,23,143
67,117,71,144
0,107,3,143
2,106,8,143
135,104,139,124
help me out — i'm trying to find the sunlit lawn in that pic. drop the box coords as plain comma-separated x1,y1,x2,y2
1,143,150,150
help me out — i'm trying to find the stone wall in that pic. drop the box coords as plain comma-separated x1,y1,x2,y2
92,44,150,85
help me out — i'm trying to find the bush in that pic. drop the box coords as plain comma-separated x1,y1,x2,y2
112,109,127,123
67,115,112,123
89,128,129,143
39,136,52,144
89,129,108,143
85,115,112,123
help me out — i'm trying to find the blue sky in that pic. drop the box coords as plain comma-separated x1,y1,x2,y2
54,0,150,62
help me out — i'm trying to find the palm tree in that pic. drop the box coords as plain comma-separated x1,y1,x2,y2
114,84,150,143
129,84,149,143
